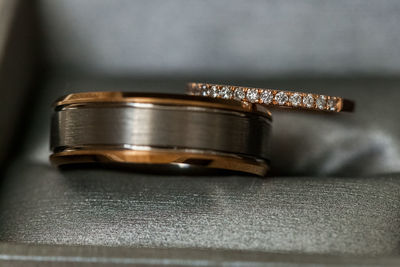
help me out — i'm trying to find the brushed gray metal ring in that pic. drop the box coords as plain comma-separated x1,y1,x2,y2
50,92,272,176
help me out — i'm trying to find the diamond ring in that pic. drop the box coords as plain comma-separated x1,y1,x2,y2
187,83,355,113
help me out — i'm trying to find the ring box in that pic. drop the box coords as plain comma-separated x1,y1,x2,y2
1,0,400,265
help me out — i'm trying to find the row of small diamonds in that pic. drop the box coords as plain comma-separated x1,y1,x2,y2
191,83,340,111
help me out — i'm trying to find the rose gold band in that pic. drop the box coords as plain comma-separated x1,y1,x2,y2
50,148,269,176
187,83,355,113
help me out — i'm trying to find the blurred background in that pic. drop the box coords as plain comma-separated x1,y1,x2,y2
39,0,400,77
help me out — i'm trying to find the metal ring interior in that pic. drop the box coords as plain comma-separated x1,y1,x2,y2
50,92,272,176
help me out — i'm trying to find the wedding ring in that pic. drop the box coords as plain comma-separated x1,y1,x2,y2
187,83,355,112
50,92,272,176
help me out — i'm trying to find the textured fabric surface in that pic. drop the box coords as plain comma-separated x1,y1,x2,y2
1,163,400,256
0,76,399,256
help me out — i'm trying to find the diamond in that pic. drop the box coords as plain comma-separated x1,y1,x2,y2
316,95,327,110
303,94,314,108
210,85,219,98
327,98,337,111
260,90,273,104
234,87,245,100
200,85,210,96
246,88,259,103
219,86,233,99
275,91,288,105
192,85,202,95
289,93,302,107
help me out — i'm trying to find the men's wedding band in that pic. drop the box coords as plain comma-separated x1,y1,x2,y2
50,92,272,176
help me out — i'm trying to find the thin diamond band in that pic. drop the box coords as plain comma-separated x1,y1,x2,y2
187,83,354,113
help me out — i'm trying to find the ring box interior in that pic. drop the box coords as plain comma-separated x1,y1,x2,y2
1,0,400,265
